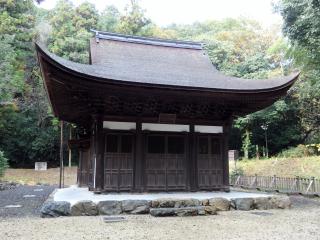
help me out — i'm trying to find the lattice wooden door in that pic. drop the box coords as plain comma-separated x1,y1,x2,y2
145,135,187,191
197,135,223,190
104,134,134,191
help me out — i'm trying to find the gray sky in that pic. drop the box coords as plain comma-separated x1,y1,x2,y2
39,0,282,27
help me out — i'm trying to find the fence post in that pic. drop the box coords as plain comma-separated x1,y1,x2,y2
312,177,316,193
296,176,300,192
235,175,241,185
306,177,315,193
271,175,276,189
251,174,258,188
291,176,300,192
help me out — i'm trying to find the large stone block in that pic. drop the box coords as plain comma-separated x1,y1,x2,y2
201,199,209,206
121,200,150,214
232,198,254,211
157,198,176,208
70,201,98,216
175,207,199,217
41,201,70,218
204,205,217,215
208,198,230,211
131,205,150,214
270,196,291,209
253,197,273,210
150,207,206,217
174,199,200,208
97,201,122,215
151,200,159,208
150,208,176,217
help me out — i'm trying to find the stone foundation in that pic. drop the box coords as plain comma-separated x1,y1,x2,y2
40,195,291,218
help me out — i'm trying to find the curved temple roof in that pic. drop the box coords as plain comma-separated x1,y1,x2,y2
36,30,299,93
35,31,299,124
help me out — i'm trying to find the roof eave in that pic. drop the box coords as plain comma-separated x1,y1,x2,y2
35,42,299,95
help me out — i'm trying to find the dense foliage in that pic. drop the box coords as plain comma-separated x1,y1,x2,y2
277,0,320,144
0,0,60,167
0,150,8,177
0,0,319,167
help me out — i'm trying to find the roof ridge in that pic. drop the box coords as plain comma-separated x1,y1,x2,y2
90,29,203,50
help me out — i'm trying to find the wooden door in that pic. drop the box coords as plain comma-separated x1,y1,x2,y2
78,148,90,187
145,134,187,191
197,135,223,190
104,133,134,191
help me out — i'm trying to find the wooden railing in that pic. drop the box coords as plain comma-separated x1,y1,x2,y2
230,174,320,195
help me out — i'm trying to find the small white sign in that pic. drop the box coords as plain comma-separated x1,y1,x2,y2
5,205,22,208
35,162,47,171
23,195,36,198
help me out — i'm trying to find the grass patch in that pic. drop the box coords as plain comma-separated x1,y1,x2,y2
230,156,320,178
2,167,77,186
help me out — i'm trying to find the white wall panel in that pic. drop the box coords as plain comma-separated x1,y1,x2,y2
103,121,136,130
142,123,189,132
195,125,223,133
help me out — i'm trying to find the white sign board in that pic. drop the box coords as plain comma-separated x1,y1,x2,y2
35,162,47,171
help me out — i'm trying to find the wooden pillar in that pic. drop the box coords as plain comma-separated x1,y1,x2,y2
68,125,72,167
189,124,197,191
92,115,104,192
222,120,232,191
77,150,82,186
134,121,143,192
59,120,64,188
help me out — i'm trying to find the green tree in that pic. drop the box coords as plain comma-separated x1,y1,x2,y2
0,150,8,177
0,1,61,167
277,0,320,142
116,0,151,35
48,0,98,63
98,5,120,32
0,0,36,102
180,18,301,156
0,35,23,101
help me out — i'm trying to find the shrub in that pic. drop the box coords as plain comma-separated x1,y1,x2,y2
277,144,315,158
0,151,8,178
306,144,320,155
230,167,244,178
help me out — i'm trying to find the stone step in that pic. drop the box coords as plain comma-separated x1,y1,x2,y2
151,198,201,208
149,206,216,217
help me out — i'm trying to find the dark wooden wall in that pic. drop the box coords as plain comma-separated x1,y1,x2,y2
78,120,230,192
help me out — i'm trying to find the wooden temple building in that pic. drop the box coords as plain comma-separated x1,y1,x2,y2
36,30,298,193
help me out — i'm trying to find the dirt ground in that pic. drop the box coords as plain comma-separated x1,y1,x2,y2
2,167,77,186
1,169,320,240
1,196,320,240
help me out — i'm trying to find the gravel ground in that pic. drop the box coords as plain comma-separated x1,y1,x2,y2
0,195,319,240
0,185,55,218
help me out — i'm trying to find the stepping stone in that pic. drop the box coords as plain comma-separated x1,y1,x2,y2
150,206,205,217
251,212,273,216
4,205,22,208
23,195,36,198
102,216,126,223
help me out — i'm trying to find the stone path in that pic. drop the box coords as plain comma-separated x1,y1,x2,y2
0,185,55,218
